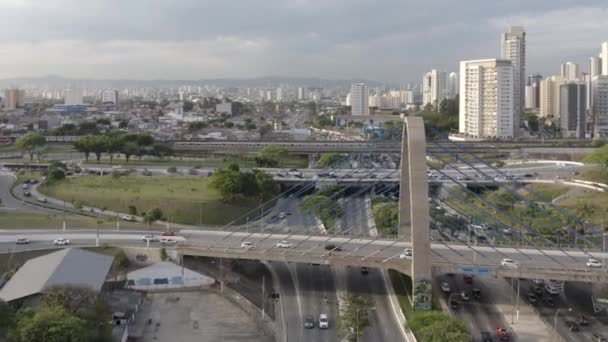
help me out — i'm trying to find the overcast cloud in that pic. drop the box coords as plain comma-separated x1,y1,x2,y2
0,0,607,82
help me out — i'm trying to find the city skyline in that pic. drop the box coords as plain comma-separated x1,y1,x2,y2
0,1,607,82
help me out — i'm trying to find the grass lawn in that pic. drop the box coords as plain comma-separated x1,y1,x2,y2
579,167,608,184
0,212,156,230
557,189,608,225
523,184,570,202
39,175,260,226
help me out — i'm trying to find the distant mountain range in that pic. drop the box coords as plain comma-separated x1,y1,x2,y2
0,75,397,89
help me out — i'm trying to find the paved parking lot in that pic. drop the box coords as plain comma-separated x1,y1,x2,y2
134,291,273,342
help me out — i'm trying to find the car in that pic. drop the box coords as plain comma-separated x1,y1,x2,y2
16,237,31,245
464,275,473,284
481,331,494,342
188,168,198,175
37,197,47,203
440,282,451,293
142,235,157,243
240,241,254,248
592,334,607,342
324,244,342,252
460,291,470,301
30,179,39,184
495,327,510,341
399,248,413,259
160,238,177,245
304,315,314,329
565,320,579,332
54,238,70,246
533,285,543,295
21,183,29,189
501,258,517,268
289,168,298,172
544,285,559,295
527,293,537,305
278,212,287,219
276,240,293,248
121,215,136,222
23,191,31,197
575,314,589,326
587,258,602,268
532,279,544,286
318,314,329,329
361,267,369,275
141,169,153,176
542,297,555,307
473,288,481,300
161,231,176,236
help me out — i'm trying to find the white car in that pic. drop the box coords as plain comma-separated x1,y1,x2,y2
37,197,47,203
54,238,70,246
587,258,602,268
460,291,470,301
318,314,329,329
440,282,451,293
240,241,254,248
501,258,517,268
16,237,31,245
278,212,287,219
160,238,178,245
121,215,136,222
276,240,293,248
142,235,157,243
399,248,413,259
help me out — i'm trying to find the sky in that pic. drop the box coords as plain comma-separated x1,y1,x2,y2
0,0,607,82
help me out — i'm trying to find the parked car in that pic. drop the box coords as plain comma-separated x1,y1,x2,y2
23,191,31,197
324,244,342,252
318,314,329,329
54,238,70,246
527,293,537,305
304,315,314,329
276,240,293,248
16,237,31,245
460,291,470,301
37,197,47,203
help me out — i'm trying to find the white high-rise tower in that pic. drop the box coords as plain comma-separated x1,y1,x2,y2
350,83,369,116
601,42,608,76
501,26,526,136
421,70,447,107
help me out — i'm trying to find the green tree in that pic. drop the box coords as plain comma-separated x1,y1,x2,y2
584,144,608,168
487,188,519,211
259,146,288,166
524,112,540,132
372,201,398,232
253,169,279,202
8,305,87,342
318,153,343,168
121,141,139,163
105,135,124,164
146,208,164,223
113,250,130,270
74,136,94,162
409,311,470,342
0,299,14,331
89,136,108,162
338,294,374,342
15,133,46,161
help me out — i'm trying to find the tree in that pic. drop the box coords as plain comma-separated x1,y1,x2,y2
584,144,608,168
74,137,93,162
260,146,288,167
253,169,279,202
8,305,87,342
487,188,519,211
15,133,46,161
89,136,108,162
318,153,342,168
145,208,164,223
524,112,539,132
113,250,130,270
409,311,470,342
0,299,14,331
372,201,398,231
209,166,246,202
121,142,139,163
338,294,374,342
105,135,124,164
152,144,173,158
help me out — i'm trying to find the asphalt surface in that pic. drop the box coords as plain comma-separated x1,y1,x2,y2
0,173,59,215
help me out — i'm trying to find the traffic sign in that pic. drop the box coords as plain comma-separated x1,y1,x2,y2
461,267,490,275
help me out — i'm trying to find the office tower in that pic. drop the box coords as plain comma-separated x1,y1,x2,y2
422,69,447,107
560,62,580,81
559,82,586,138
3,88,25,110
276,88,283,102
602,42,608,76
101,89,119,104
448,72,459,98
459,59,514,139
345,93,351,106
592,76,608,137
266,90,273,102
590,56,602,78
297,87,305,100
501,26,526,135
64,88,83,105
350,83,369,116
540,75,565,118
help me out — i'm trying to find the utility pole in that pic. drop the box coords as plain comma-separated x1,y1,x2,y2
262,275,266,320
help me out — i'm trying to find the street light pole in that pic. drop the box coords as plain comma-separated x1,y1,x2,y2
553,308,571,341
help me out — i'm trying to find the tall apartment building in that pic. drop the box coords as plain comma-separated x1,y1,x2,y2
525,74,542,109
559,83,586,138
101,89,119,104
459,59,514,139
276,88,283,102
448,72,459,98
422,69,447,107
297,87,305,100
590,56,602,77
350,83,369,116
3,88,25,110
592,76,608,137
501,26,526,135
602,42,608,76
560,62,580,81
540,75,565,118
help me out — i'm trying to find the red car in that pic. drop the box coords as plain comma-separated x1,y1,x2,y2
161,231,176,236
464,275,473,284
496,328,510,341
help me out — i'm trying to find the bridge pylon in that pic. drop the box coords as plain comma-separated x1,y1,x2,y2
398,117,432,311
